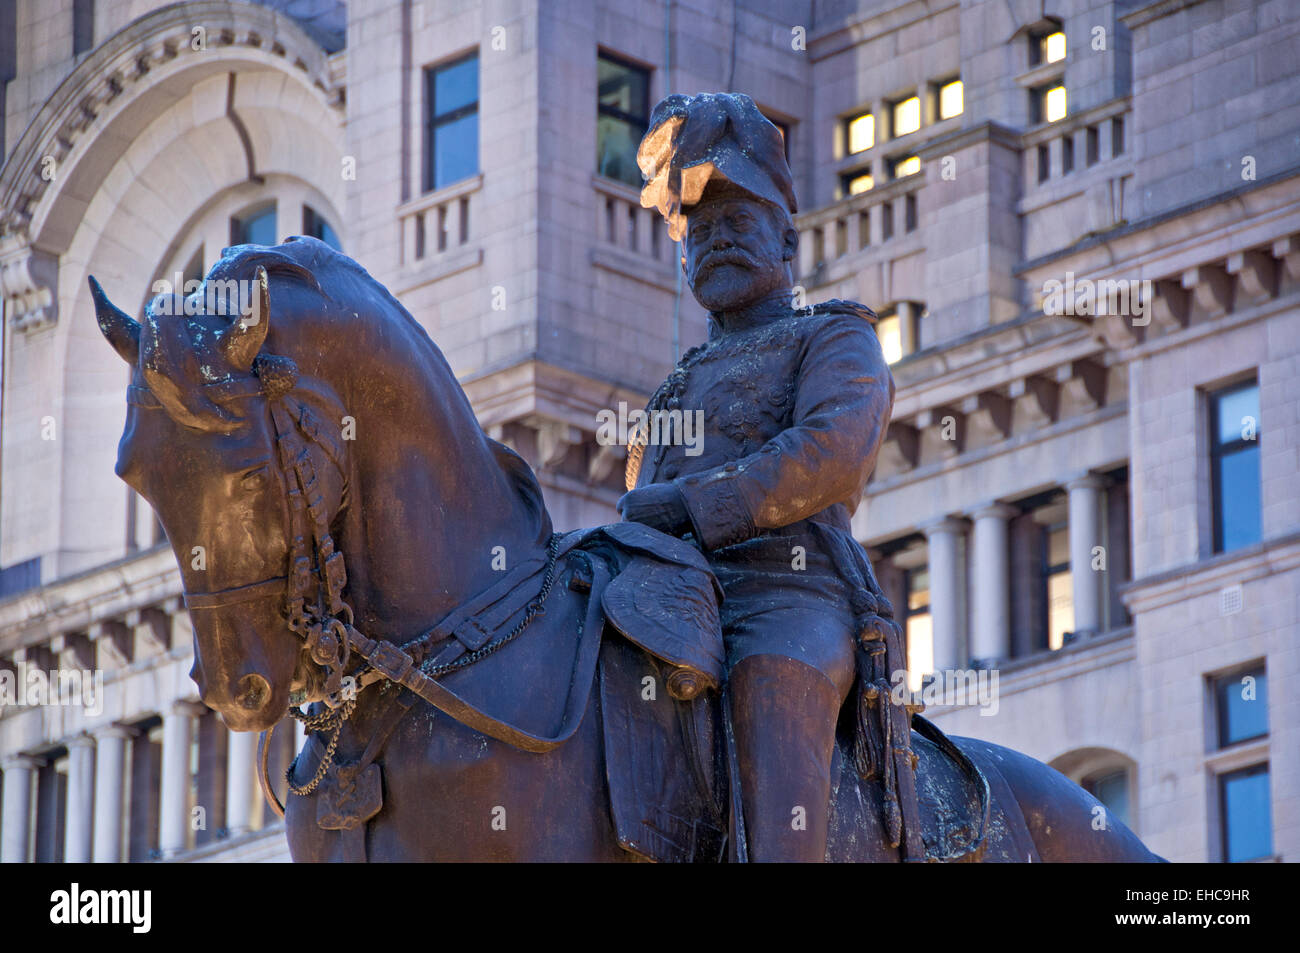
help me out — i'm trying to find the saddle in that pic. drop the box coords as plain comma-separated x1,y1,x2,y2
303,522,987,862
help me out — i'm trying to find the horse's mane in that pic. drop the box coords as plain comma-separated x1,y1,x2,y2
198,237,553,544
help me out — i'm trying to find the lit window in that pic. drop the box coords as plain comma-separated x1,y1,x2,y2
597,53,650,188
1209,380,1261,553
424,53,480,192
1044,31,1066,64
875,308,902,364
891,155,921,179
904,567,932,692
1044,85,1067,123
938,79,963,120
844,171,874,195
847,113,874,154
892,96,921,137
1045,522,1072,650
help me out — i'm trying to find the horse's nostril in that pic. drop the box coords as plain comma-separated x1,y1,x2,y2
234,673,270,710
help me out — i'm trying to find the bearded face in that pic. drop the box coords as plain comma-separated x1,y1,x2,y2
681,183,798,314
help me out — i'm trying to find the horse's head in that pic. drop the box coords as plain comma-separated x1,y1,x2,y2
92,254,346,731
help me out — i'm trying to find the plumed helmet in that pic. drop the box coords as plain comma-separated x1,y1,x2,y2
637,92,797,242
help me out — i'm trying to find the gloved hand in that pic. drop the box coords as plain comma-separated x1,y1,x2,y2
616,483,694,537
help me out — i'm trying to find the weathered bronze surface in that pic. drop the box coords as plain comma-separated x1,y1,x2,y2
91,92,1164,862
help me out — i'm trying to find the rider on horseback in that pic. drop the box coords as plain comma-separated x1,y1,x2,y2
618,93,919,862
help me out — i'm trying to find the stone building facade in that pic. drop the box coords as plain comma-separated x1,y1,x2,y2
0,0,1294,863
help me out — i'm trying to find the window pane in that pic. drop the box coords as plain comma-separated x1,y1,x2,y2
1044,85,1067,122
234,207,276,246
597,114,645,187
433,56,478,118
1044,31,1066,64
893,155,921,179
907,568,930,612
1218,670,1268,746
876,313,902,364
1222,768,1272,862
846,172,874,195
1047,569,1073,650
1215,448,1261,551
1086,770,1130,829
938,80,963,120
892,96,920,137
848,113,874,153
598,56,649,119
1047,525,1070,567
1214,384,1260,446
433,112,479,190
905,612,933,692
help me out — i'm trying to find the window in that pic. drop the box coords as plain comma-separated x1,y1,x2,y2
1032,84,1067,124
1220,765,1272,862
596,53,650,188
1082,768,1131,829
303,206,341,250
766,115,791,160
1062,135,1074,174
0,556,41,598
903,568,932,691
1086,125,1100,165
73,0,94,55
891,96,921,138
423,52,479,193
937,79,963,120
1112,116,1125,156
1036,144,1050,183
890,155,921,180
1208,380,1261,553
842,170,874,196
846,112,874,154
230,204,276,246
875,307,902,364
1030,28,1066,67
1044,522,1072,650
1214,667,1268,748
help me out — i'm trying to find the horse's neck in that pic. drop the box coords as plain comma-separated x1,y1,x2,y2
318,326,549,643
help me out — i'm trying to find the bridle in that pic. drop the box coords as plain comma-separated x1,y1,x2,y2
136,351,563,817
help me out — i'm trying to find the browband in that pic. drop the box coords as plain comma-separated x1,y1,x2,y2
185,574,289,610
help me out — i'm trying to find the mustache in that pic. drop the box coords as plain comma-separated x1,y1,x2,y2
694,249,757,278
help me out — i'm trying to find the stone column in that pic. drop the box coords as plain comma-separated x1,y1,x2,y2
159,701,200,856
922,518,966,672
1,755,40,863
970,502,1017,666
1067,474,1107,637
225,730,258,836
92,726,131,862
64,734,96,863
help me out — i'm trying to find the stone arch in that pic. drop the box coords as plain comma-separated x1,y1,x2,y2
0,2,345,578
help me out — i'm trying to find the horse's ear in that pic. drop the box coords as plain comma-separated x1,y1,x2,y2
89,276,141,365
217,266,271,370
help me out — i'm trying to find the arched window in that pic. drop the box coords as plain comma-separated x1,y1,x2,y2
230,203,277,246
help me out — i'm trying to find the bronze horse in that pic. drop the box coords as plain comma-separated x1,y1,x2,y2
91,237,1163,861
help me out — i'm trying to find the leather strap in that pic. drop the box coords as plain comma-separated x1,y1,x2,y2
346,556,610,753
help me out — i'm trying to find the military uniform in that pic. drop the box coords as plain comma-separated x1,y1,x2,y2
626,92,900,861
631,300,895,860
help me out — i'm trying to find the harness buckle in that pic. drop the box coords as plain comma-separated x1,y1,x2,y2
370,640,413,683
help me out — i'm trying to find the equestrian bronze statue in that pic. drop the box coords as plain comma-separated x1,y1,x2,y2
91,91,1164,862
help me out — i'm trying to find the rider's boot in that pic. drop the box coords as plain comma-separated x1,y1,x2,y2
728,653,844,862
